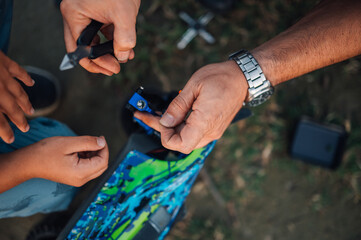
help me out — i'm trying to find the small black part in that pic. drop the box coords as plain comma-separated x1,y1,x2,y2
117,193,126,204
290,117,347,169
134,197,151,214
89,40,114,59
69,46,91,65
141,90,177,113
146,148,169,160
153,131,161,138
126,103,136,113
136,87,144,95
77,20,103,46
122,101,143,136
231,108,252,123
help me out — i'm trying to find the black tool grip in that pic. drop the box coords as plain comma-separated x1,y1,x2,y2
77,20,103,46
89,40,114,59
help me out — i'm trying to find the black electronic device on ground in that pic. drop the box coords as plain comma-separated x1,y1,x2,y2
290,117,347,169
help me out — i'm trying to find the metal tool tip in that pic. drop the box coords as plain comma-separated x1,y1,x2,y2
59,54,74,71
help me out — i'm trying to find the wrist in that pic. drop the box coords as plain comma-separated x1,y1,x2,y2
0,150,34,191
250,48,279,87
228,50,274,107
224,60,249,103
8,145,40,180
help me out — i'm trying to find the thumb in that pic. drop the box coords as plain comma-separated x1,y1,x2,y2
160,89,195,128
113,22,136,61
64,136,106,154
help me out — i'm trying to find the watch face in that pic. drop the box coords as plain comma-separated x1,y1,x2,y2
247,89,274,107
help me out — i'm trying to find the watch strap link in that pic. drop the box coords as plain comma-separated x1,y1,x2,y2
230,50,271,101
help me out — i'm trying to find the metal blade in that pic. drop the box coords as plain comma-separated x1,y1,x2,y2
59,46,90,71
59,54,75,71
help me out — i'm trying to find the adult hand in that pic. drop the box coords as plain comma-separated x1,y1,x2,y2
60,0,141,76
15,136,109,187
0,51,34,144
135,61,248,154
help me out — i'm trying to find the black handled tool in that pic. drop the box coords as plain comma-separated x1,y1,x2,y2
59,20,114,71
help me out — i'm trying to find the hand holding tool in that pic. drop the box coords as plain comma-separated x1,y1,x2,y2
59,20,114,71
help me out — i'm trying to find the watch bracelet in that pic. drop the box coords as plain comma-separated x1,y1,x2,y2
230,50,272,102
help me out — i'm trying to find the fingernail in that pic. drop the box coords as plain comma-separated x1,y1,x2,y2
160,113,175,127
31,79,35,85
30,108,35,115
25,125,30,132
116,52,128,62
8,136,14,143
97,136,106,147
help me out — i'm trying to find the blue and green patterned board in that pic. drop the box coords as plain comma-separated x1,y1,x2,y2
60,140,216,240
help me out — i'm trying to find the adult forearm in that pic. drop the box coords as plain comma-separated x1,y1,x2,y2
251,0,361,86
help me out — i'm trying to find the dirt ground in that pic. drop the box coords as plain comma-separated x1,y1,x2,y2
0,0,360,240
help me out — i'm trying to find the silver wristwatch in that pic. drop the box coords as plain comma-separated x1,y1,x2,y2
229,50,274,107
